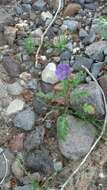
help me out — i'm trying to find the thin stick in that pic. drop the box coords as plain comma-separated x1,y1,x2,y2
60,65,107,190
35,0,62,66
0,152,8,185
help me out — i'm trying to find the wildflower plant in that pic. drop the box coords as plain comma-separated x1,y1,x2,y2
53,35,68,51
37,64,90,140
24,36,36,54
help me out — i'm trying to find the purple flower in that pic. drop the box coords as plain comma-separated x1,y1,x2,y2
55,63,71,80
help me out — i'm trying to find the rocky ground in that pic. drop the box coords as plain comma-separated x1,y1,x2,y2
0,0,107,190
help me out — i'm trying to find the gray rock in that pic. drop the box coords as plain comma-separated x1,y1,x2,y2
26,79,38,90
66,41,73,52
41,11,53,22
13,109,37,131
33,96,48,114
0,32,6,45
54,161,63,172
15,5,23,15
21,172,40,184
32,0,46,11
31,28,43,38
62,19,79,32
72,56,93,71
70,82,104,116
7,82,23,96
6,99,25,115
84,3,96,11
22,4,32,12
60,50,71,61
12,159,24,179
104,47,107,56
3,56,21,77
4,26,17,46
105,56,107,64
24,126,45,151
0,8,13,30
74,0,85,4
58,115,96,160
0,0,12,4
24,149,54,175
79,28,88,38
44,120,53,129
85,41,107,61
91,62,104,78
14,185,32,190
83,29,96,45
0,149,14,181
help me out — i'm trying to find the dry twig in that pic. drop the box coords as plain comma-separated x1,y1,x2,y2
0,151,8,185
60,65,107,190
35,0,62,66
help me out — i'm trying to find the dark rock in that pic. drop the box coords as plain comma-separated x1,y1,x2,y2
91,62,104,78
24,126,45,151
72,56,93,71
40,81,53,93
3,56,21,77
83,29,96,45
85,41,107,62
60,50,71,61
24,149,54,175
22,4,32,12
33,96,48,114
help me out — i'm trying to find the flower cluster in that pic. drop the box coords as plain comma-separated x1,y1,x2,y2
55,63,71,80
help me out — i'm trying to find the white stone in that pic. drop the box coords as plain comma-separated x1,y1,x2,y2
41,11,53,21
41,62,59,84
6,99,25,115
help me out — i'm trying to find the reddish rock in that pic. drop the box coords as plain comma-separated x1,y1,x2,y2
64,3,81,17
0,0,12,4
3,56,21,77
8,133,25,152
99,75,107,100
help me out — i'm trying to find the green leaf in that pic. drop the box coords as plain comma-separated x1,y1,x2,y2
57,114,69,140
72,91,89,101
36,91,55,100
24,36,35,54
60,79,70,97
32,180,42,190
82,103,95,114
53,35,68,51
71,71,86,88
